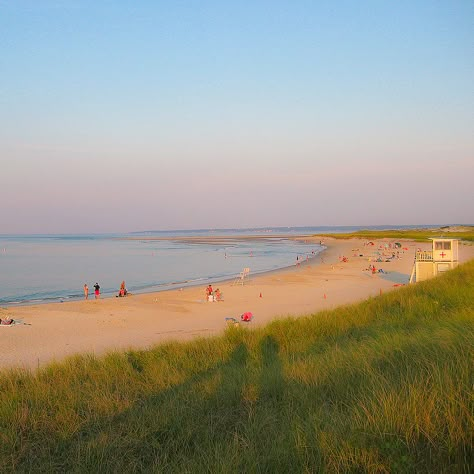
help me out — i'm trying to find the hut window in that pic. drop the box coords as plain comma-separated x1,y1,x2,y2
437,263,450,273
443,241,451,250
435,241,451,250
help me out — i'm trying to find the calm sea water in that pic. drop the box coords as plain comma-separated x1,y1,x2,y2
0,225,441,306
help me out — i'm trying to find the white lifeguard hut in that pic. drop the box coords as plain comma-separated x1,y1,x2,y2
409,238,459,283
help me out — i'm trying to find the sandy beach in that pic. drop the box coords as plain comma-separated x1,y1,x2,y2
1,237,473,371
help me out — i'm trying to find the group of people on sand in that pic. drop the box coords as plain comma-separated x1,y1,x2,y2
205,284,222,302
83,283,100,300
364,264,386,274
83,281,128,300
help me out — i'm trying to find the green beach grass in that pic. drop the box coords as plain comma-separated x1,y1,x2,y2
1,261,473,473
314,226,474,242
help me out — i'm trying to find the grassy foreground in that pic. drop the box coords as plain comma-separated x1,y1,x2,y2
314,227,474,242
1,263,473,473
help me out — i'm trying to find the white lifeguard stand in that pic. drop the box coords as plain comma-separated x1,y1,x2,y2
232,267,250,286
409,238,459,283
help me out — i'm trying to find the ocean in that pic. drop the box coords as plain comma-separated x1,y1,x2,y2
0,225,440,306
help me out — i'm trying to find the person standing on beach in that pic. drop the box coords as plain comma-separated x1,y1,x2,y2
83,284,89,300
94,282,100,299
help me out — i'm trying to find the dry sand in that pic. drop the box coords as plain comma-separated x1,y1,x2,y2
1,237,472,370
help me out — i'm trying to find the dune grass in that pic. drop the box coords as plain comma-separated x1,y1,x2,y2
314,227,474,242
1,261,473,473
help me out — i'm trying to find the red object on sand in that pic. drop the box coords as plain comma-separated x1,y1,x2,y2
241,312,253,321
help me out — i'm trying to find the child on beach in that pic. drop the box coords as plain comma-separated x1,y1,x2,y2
84,284,89,300
206,284,213,301
118,280,127,297
94,283,100,299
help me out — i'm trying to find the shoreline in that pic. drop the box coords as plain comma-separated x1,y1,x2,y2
0,234,320,308
1,237,473,371
117,233,316,243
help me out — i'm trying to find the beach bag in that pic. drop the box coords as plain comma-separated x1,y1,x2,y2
241,312,253,322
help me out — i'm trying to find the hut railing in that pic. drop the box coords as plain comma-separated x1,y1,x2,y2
415,250,433,262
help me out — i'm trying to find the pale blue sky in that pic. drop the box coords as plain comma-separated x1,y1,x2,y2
1,1,473,233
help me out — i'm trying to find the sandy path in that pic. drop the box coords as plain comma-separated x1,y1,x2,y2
1,238,472,370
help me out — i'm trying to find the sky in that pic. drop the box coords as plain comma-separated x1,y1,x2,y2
1,0,473,233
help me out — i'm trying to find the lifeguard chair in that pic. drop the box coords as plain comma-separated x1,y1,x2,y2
409,238,459,283
232,267,250,286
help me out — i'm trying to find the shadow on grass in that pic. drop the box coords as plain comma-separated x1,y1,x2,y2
259,335,284,403
10,337,305,473
81,342,251,472
12,341,269,472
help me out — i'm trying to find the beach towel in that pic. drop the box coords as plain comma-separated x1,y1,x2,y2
225,317,240,326
0,319,29,326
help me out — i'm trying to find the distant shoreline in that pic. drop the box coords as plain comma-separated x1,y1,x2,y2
117,233,316,244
